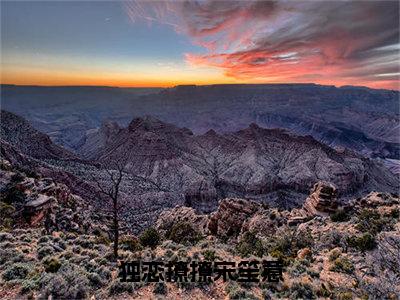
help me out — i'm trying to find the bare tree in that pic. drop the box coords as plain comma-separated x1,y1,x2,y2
91,161,126,260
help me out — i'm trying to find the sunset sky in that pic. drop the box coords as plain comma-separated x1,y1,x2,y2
1,1,399,89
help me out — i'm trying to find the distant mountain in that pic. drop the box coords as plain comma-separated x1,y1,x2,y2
0,85,162,149
77,116,399,213
1,84,398,159
0,110,76,160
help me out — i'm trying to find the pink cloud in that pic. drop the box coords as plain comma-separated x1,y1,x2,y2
125,1,399,89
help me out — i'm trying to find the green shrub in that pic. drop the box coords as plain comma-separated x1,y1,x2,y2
236,231,265,257
108,280,134,295
120,236,142,252
337,291,354,300
39,264,89,300
11,172,25,183
1,184,26,205
139,227,161,249
330,256,354,274
87,272,104,288
75,236,94,248
38,235,51,244
202,249,217,261
43,257,61,273
329,249,341,262
330,209,350,222
356,209,392,234
289,259,310,276
289,282,316,299
387,208,399,218
166,222,201,244
0,232,14,242
95,265,112,281
153,282,167,295
21,278,40,294
267,229,313,265
94,235,111,245
347,233,376,252
225,282,258,300
0,202,15,230
37,245,55,260
2,262,32,281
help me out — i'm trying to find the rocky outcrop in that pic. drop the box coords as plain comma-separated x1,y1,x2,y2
208,198,262,238
0,110,77,160
184,181,218,213
303,182,339,216
155,206,209,235
288,181,339,226
0,157,103,233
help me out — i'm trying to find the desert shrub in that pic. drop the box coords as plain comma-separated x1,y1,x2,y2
387,207,399,218
236,231,265,257
108,280,135,295
39,264,89,300
153,282,167,295
288,282,316,299
225,282,258,300
202,249,217,261
307,269,320,278
356,209,393,235
11,172,25,183
316,283,332,297
21,278,40,294
80,249,98,259
331,209,350,222
87,272,104,288
164,249,175,259
0,202,15,230
2,262,32,281
288,259,310,276
43,257,61,273
120,236,142,252
162,240,180,250
1,183,26,205
38,235,51,244
267,228,313,265
329,249,341,262
81,259,98,273
323,230,346,249
336,291,354,300
94,235,111,245
0,232,14,242
95,265,112,281
166,222,201,244
347,233,376,252
60,250,74,260
75,236,94,248
71,245,83,254
93,257,108,266
330,256,354,274
0,249,19,265
139,227,161,249
21,235,32,243
37,245,55,260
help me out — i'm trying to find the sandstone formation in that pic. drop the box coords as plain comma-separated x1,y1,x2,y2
208,198,262,238
288,181,339,226
155,206,209,236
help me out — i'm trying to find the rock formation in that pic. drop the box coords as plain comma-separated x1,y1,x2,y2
208,198,262,238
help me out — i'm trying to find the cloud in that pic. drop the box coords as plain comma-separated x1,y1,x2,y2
124,0,400,89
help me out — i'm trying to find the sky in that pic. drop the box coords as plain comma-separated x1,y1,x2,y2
1,0,399,89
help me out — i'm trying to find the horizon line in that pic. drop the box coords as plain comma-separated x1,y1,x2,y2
1,82,398,92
